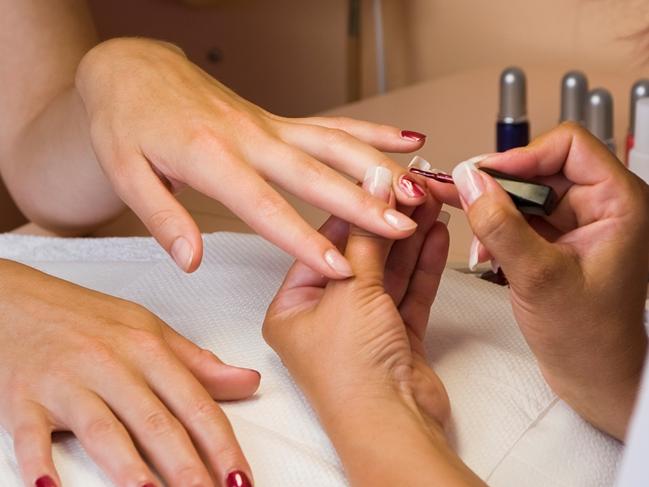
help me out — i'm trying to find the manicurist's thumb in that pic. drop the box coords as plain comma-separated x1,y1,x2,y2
452,158,562,293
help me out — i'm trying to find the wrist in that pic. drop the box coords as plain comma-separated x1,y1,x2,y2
546,328,647,441
75,37,186,99
309,386,484,486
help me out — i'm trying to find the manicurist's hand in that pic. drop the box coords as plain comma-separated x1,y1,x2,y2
446,123,649,440
0,259,259,487
264,166,485,487
75,38,426,276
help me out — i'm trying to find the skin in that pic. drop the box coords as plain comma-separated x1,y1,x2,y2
264,173,485,486
0,1,427,484
1,0,429,278
264,124,649,485
0,259,260,487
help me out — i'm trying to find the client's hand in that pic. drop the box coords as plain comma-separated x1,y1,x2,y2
446,123,649,441
264,167,485,486
0,260,259,487
75,38,425,276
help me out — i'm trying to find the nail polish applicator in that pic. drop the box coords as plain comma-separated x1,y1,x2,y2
409,160,557,216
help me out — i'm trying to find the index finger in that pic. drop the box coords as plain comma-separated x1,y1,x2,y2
479,122,628,186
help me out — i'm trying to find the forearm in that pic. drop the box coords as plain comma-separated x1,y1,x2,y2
4,87,124,234
312,390,485,487
0,0,124,234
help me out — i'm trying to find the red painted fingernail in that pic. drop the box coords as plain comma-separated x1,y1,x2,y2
399,176,426,198
227,470,252,487
35,476,57,487
400,130,427,142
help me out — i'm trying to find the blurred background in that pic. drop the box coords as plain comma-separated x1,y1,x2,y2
6,0,649,257
87,0,649,115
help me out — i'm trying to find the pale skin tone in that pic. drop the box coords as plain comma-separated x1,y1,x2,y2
264,124,649,485
0,1,429,485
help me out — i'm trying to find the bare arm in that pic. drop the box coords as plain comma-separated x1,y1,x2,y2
0,0,126,234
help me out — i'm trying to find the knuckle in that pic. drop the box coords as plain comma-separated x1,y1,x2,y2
253,192,284,221
131,329,167,360
147,207,179,232
469,203,513,242
83,340,121,369
142,409,177,437
82,415,120,441
173,464,211,486
323,127,352,146
186,398,219,424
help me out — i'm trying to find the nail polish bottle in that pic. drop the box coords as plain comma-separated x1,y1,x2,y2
626,79,649,165
497,67,530,152
629,98,649,185
585,88,616,154
559,71,588,125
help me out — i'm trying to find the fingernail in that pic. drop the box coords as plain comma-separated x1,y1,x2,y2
35,476,57,487
170,236,193,272
324,248,354,277
452,158,486,206
142,484,156,487
384,209,417,231
399,176,426,198
227,471,252,487
401,130,427,142
408,155,432,171
490,258,500,273
469,236,481,271
437,211,451,226
363,166,392,201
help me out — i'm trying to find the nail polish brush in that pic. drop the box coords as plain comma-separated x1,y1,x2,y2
409,166,557,216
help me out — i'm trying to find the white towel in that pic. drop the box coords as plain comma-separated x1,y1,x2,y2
0,233,623,486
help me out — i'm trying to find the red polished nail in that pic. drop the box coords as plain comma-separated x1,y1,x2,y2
399,176,426,198
227,471,252,487
35,476,57,487
401,130,427,142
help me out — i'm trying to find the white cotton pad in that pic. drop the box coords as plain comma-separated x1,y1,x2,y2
0,233,622,486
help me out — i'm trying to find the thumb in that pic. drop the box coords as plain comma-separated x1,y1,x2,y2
345,166,399,278
452,159,563,290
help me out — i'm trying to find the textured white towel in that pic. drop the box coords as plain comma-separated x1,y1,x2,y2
0,233,623,486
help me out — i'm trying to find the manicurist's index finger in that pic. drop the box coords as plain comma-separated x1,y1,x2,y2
479,122,628,186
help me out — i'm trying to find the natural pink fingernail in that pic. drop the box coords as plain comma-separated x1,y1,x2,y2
170,236,193,272
469,236,482,271
35,476,57,487
401,130,427,142
363,166,392,201
399,176,426,198
452,159,487,206
324,248,354,277
384,209,417,231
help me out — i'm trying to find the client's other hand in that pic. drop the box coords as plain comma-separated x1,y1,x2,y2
0,260,259,487
450,123,649,441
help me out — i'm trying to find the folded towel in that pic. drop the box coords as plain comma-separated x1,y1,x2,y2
0,233,622,486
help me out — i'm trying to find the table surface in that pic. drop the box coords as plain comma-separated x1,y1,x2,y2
46,65,638,267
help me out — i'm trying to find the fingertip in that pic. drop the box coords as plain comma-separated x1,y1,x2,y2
207,365,262,400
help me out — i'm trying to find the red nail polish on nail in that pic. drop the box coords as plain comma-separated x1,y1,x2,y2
35,476,56,487
227,471,252,487
401,130,427,142
399,177,425,198
142,484,156,487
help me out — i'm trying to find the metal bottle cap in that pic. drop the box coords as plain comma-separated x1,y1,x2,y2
560,71,588,124
629,79,649,133
498,67,527,123
585,88,614,143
